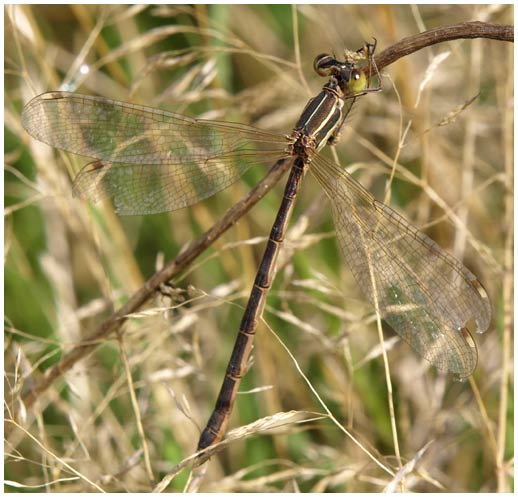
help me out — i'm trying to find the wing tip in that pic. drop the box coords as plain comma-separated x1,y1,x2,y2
468,277,492,333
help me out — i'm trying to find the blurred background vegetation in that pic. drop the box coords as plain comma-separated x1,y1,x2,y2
5,4,513,492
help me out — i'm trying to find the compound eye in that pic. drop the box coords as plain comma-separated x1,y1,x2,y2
348,68,367,93
313,54,336,76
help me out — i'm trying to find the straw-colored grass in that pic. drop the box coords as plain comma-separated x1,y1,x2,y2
5,4,513,492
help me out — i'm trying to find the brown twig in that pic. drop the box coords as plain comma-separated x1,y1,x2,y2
17,21,513,415
374,21,514,72
20,158,291,410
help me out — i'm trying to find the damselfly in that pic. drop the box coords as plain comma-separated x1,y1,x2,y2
21,40,491,455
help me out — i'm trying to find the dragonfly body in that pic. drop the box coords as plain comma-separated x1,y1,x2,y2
197,48,379,450
292,79,345,153
20,41,491,459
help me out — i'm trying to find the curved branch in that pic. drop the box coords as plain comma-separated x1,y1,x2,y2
19,158,292,410
17,20,513,415
375,21,513,72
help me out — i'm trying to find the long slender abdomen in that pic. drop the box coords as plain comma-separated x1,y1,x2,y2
196,159,306,451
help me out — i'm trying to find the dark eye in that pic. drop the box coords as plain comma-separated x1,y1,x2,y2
313,54,336,77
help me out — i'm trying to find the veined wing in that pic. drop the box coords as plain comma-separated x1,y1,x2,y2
21,92,289,214
310,155,491,378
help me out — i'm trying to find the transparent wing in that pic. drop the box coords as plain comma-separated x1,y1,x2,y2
310,155,491,377
21,92,289,214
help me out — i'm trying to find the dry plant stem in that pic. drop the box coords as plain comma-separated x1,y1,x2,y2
116,331,154,484
263,321,395,477
19,158,290,411
468,376,498,458
5,419,104,492
374,21,513,72
497,55,513,491
18,21,513,417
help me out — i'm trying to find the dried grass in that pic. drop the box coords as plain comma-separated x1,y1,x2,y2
5,4,513,492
